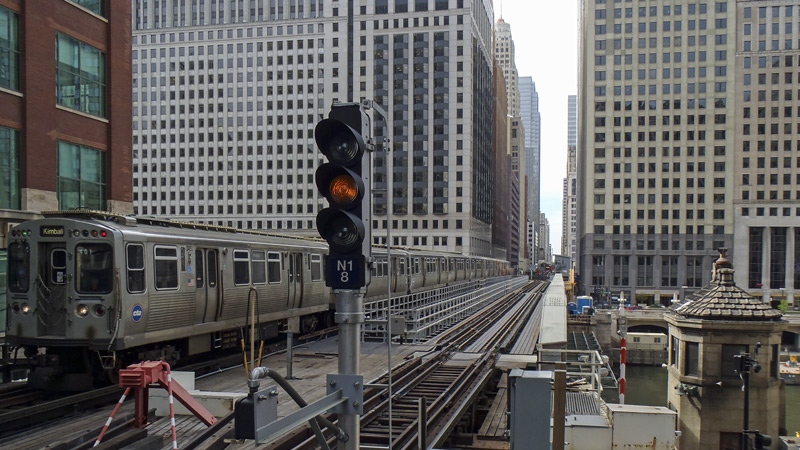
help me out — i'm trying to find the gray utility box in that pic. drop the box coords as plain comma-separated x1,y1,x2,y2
509,369,552,450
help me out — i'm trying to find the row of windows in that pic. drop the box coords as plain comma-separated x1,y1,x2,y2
2,9,108,119
595,162,725,173
590,254,710,289
670,339,779,381
595,34,716,51
593,224,726,237
742,206,800,217
594,130,727,143
595,99,725,112
594,2,713,17
595,238,709,252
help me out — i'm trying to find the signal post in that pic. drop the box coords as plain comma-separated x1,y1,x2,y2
314,102,372,450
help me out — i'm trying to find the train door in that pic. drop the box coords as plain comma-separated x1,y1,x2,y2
287,252,303,309
195,248,220,323
42,244,68,335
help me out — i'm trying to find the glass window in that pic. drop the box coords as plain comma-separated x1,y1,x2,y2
51,249,67,284
8,241,29,292
684,341,700,376
234,250,250,285
154,246,178,290
268,251,281,283
57,140,105,210
251,250,267,284
310,253,323,281
0,126,20,209
76,243,113,293
69,0,105,16
0,6,20,91
56,32,106,117
126,244,145,293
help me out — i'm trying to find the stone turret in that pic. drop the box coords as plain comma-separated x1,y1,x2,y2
666,249,785,450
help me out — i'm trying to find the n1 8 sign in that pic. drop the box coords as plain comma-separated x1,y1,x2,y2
326,254,366,289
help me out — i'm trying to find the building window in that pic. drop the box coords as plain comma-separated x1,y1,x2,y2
771,227,787,289
57,140,106,210
749,227,764,289
0,5,20,91
56,33,106,117
684,341,700,376
69,0,105,16
0,126,20,209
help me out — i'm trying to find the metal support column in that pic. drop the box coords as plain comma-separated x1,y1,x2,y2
336,289,364,450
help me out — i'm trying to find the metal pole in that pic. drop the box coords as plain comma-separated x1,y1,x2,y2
742,359,750,450
336,289,364,450
286,331,294,379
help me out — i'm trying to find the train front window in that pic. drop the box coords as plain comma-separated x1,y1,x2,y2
76,243,113,294
8,241,30,293
51,249,67,284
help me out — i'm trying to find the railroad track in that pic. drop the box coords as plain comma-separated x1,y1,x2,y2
260,280,547,450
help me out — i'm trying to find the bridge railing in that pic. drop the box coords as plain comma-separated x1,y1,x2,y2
362,276,530,343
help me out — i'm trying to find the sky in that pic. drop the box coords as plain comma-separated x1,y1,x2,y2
497,1,579,256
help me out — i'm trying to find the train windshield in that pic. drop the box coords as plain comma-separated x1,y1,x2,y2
8,241,30,293
76,243,114,294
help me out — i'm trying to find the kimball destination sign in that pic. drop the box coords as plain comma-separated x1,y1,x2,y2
40,226,65,237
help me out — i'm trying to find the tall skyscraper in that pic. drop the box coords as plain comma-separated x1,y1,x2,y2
732,1,800,305
579,0,735,303
563,95,578,264
557,94,580,267
519,76,541,265
132,0,499,257
0,0,133,245
494,17,525,269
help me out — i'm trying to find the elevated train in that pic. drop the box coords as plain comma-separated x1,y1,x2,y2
5,211,510,390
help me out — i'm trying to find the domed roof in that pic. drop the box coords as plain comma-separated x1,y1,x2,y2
672,249,783,321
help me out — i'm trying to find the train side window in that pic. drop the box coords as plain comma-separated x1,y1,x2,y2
251,250,267,284
153,245,179,290
8,241,30,293
126,244,146,293
267,251,281,283
310,253,323,281
51,249,67,284
233,250,250,285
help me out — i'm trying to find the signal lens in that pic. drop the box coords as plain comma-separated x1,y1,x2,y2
330,215,361,250
77,304,89,317
94,304,106,316
21,303,30,314
329,175,359,206
12,303,19,313
100,231,108,237
327,131,360,164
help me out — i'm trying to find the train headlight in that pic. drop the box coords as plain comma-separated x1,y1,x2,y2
94,304,106,317
12,303,19,314
21,303,30,315
76,304,89,317
72,230,81,237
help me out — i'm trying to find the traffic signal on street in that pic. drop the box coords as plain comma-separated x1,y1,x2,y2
314,103,371,289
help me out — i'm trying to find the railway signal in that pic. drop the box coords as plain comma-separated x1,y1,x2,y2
314,102,371,289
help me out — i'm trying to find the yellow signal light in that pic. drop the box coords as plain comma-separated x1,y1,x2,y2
329,174,359,205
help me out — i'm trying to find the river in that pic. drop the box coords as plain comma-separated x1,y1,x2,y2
622,365,800,434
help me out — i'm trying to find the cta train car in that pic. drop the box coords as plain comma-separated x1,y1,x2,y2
5,211,509,390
